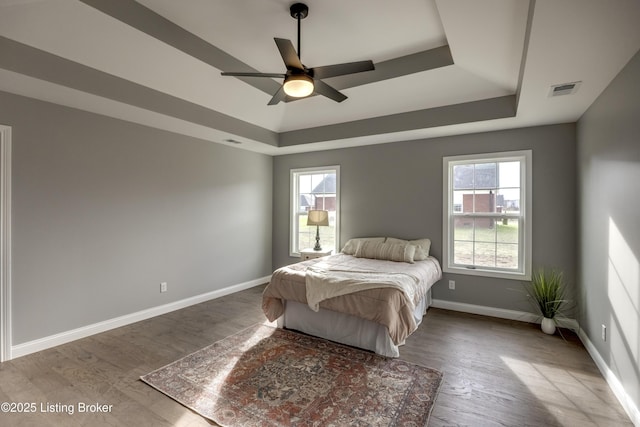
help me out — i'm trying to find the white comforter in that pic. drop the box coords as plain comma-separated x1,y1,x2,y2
263,253,442,345
305,268,421,312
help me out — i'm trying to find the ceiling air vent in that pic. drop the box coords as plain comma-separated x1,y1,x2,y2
549,81,582,97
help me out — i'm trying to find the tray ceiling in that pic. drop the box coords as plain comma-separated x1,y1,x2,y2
1,0,639,155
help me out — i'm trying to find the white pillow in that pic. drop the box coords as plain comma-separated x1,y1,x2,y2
354,240,415,263
341,237,386,255
409,238,431,260
385,237,408,245
386,237,431,261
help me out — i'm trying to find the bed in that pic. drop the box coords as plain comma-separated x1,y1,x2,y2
262,237,442,357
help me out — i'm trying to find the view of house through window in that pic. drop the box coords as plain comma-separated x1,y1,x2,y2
290,166,339,255
443,151,531,279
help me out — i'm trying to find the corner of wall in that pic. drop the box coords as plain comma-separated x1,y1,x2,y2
578,328,640,425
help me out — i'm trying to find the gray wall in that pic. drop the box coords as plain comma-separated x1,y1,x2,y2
577,49,640,411
1,91,272,344
273,124,577,313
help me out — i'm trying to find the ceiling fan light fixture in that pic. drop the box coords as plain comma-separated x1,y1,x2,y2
221,2,373,104
283,74,314,97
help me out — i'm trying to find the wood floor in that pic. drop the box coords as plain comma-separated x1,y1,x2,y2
0,284,632,426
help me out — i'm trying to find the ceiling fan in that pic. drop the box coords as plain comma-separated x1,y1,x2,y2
221,3,375,105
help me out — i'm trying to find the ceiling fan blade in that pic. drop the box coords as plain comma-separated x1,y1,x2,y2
274,38,304,70
267,85,288,105
310,60,375,79
312,79,347,103
221,72,286,78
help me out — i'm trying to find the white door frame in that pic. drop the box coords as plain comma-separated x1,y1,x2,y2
1,125,12,362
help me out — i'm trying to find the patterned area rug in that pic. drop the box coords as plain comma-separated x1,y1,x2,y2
141,323,443,426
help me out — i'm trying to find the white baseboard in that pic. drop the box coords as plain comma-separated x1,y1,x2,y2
431,298,637,426
10,276,271,360
578,328,640,426
431,299,540,323
430,299,580,331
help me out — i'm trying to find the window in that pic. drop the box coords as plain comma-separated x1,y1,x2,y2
290,166,340,256
443,151,531,279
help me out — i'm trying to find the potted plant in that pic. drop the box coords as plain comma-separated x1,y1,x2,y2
526,268,568,335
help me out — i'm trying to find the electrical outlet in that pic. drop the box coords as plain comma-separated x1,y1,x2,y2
160,282,168,293
602,324,607,341
449,280,455,290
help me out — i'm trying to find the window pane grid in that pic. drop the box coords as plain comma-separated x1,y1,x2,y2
445,152,530,278
291,167,339,255
451,216,520,269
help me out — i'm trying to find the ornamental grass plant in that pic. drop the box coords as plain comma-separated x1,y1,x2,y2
527,268,568,320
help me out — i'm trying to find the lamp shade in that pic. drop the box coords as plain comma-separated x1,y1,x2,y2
307,210,329,226
283,74,314,98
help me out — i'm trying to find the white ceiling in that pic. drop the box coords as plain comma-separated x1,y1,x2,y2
1,0,639,155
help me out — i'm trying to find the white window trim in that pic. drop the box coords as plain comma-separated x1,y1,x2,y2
442,150,532,280
290,166,340,257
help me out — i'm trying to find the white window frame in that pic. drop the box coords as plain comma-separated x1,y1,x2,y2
290,166,340,257
442,150,532,280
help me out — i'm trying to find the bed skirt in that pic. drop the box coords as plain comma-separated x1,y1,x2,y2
277,289,431,357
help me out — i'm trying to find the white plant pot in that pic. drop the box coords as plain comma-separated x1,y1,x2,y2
541,317,556,335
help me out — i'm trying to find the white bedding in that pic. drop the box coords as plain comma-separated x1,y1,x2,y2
305,267,421,312
279,291,431,357
263,253,442,357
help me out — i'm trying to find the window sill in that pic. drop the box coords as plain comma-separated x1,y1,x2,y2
444,266,530,281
